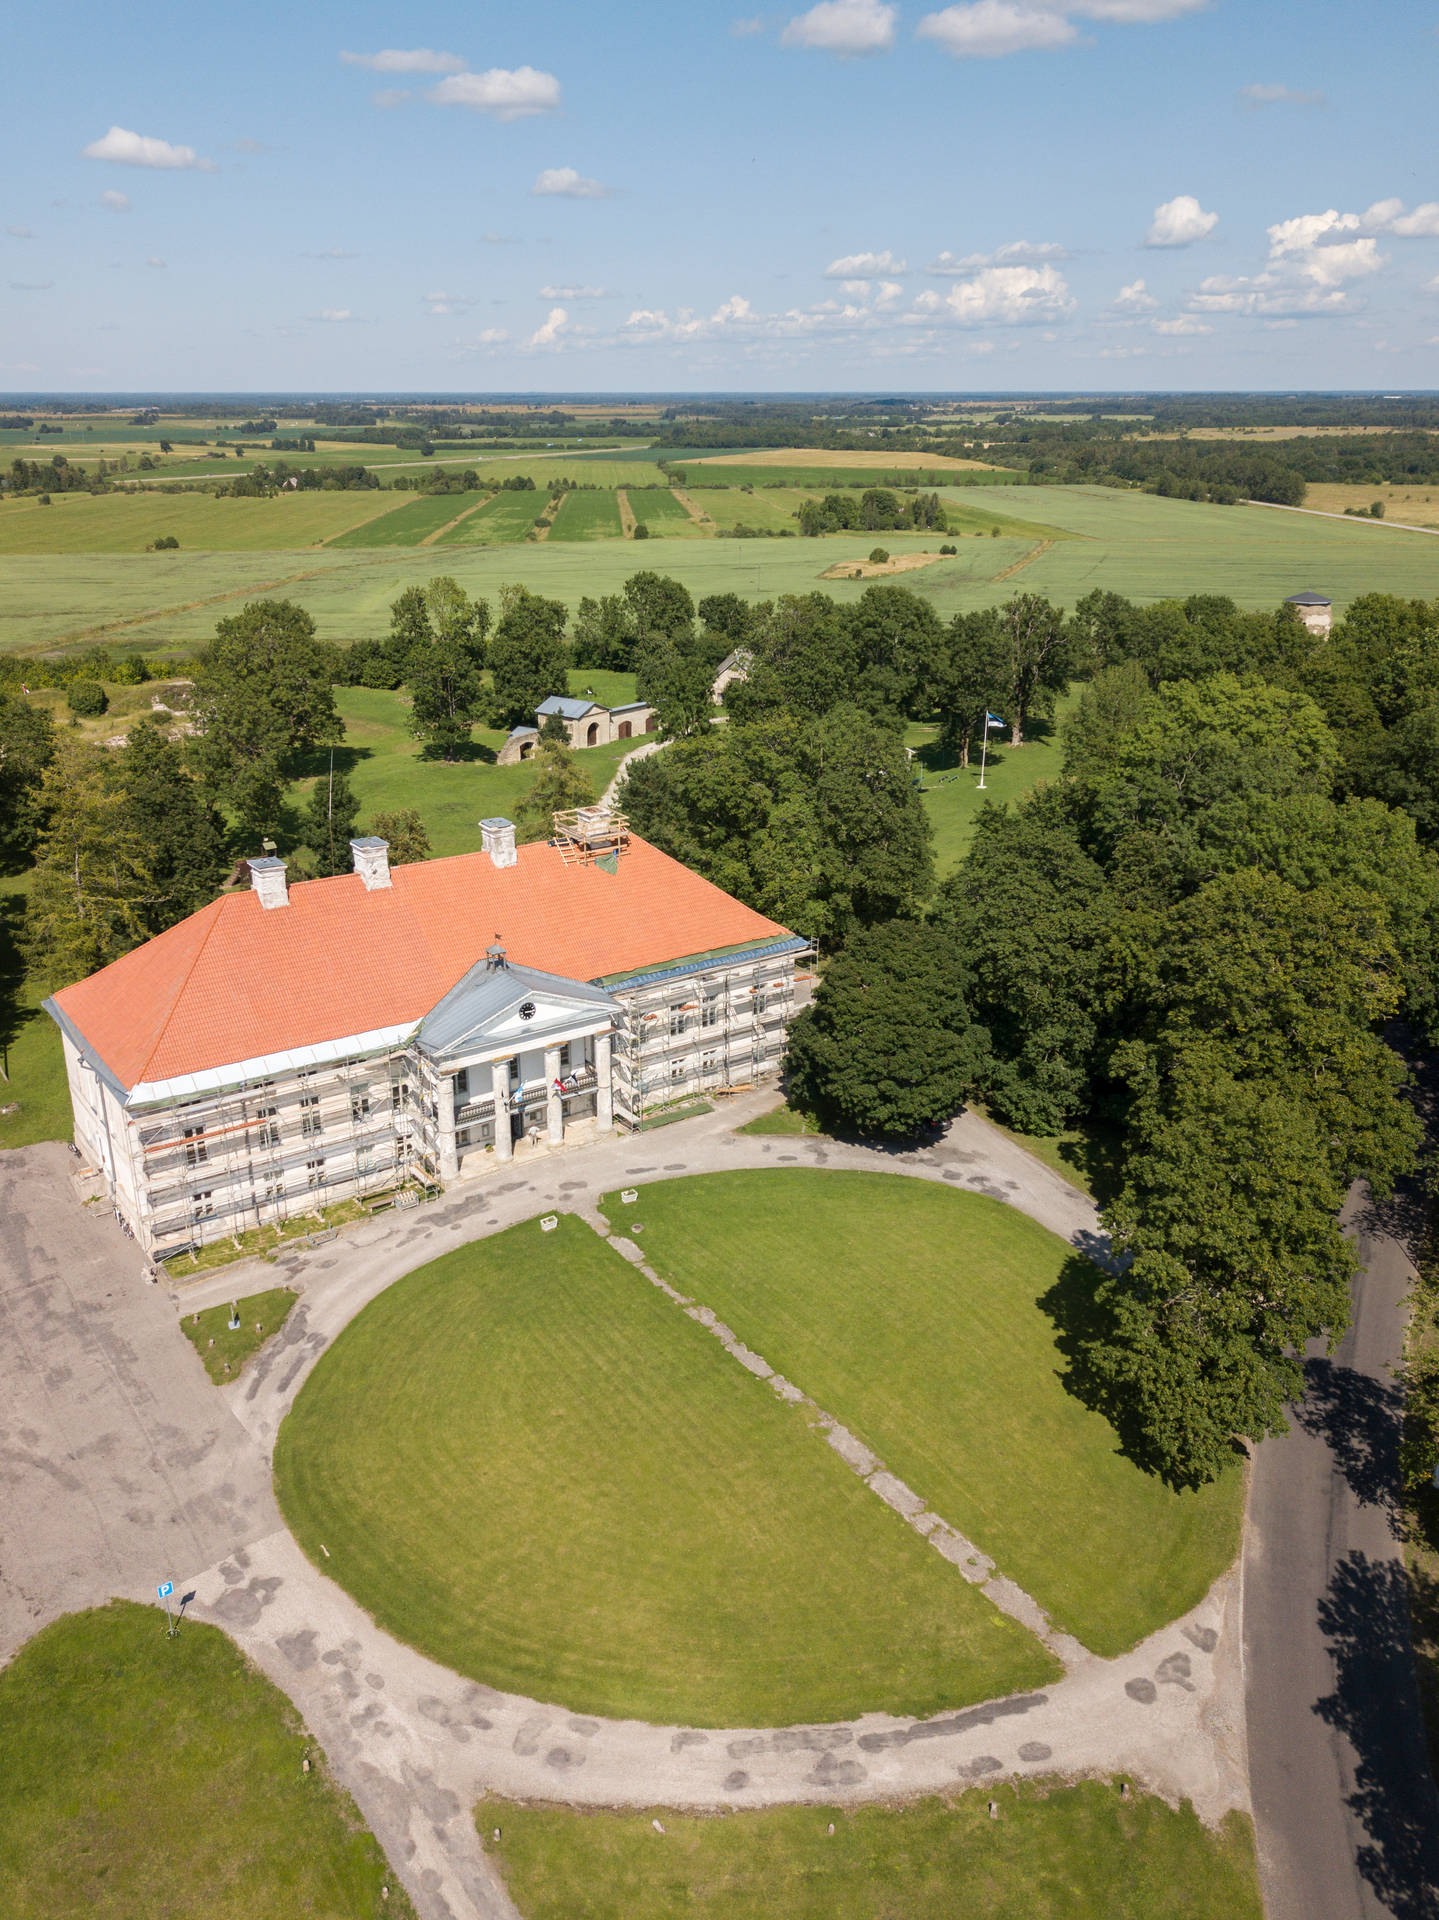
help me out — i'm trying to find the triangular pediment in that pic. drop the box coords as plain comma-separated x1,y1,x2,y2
419,957,619,1061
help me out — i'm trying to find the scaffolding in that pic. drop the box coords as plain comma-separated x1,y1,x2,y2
551,805,629,868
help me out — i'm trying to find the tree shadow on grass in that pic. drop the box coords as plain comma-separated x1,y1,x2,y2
0,889,38,1084
1037,1251,1247,1490
415,738,497,765
288,744,373,780
1314,1549,1439,1917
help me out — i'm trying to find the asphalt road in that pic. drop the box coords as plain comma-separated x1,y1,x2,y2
1245,1189,1439,1920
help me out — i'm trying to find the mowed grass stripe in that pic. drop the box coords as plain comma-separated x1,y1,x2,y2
601,1171,1243,1655
478,1783,1262,1920
546,490,625,541
326,490,489,548
275,1214,1056,1726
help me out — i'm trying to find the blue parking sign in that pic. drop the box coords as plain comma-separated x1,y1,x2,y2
157,1581,173,1599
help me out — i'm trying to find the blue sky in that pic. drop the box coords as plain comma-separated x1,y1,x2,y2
4,0,1438,392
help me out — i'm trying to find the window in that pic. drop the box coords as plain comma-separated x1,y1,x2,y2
262,1179,284,1204
669,1008,688,1038
559,1043,571,1070
356,1146,373,1174
306,1158,326,1189
350,1092,370,1123
670,1059,688,1082
753,989,767,1017
253,1103,279,1147
701,999,720,1030
300,1093,323,1138
190,1189,213,1221
182,1125,207,1167
701,1050,721,1075
391,1081,409,1112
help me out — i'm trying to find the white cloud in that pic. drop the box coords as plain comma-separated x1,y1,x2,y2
532,167,611,199
825,248,906,276
373,90,412,109
917,4,1077,59
145,256,166,269
1145,194,1218,247
1384,201,1439,238
528,306,569,347
1099,343,1148,357
304,247,358,260
539,283,609,299
910,262,1075,325
1070,0,1206,18
341,47,466,73
782,0,897,52
312,308,355,322
1111,277,1157,311
1187,273,1357,318
1153,314,1209,334
82,126,215,171
423,290,476,316
930,240,1068,271
732,14,766,32
428,67,561,118
229,137,271,154
1239,82,1324,107
100,190,131,213
874,280,904,308
6,225,33,239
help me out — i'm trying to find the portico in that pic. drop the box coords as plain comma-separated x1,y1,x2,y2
418,946,621,1179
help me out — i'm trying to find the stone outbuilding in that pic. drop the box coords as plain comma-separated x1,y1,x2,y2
1285,590,1333,637
497,695,657,764
712,647,753,703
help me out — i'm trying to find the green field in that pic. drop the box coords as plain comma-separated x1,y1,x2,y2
324,491,488,549
909,687,1079,876
547,489,625,541
274,1212,1056,1726
599,1171,1243,1655
625,487,700,535
434,489,552,547
0,488,404,554
303,683,633,861
7,485,1439,657
478,1785,1261,1920
0,1601,414,1920
680,463,1022,489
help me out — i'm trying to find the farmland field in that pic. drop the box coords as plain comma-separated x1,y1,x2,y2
1295,482,1439,529
434,489,552,546
325,490,488,548
275,1213,1054,1725
7,486,1439,656
674,463,1022,490
624,486,703,536
0,487,404,553
693,446,999,470
547,489,625,541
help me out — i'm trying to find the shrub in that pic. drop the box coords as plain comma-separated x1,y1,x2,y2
67,680,108,717
150,534,179,550
633,523,650,540
1372,500,1386,519
868,547,889,565
939,543,957,555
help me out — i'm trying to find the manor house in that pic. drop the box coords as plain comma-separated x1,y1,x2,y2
46,811,810,1261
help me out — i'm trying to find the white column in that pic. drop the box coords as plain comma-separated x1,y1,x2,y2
437,1072,458,1181
595,1030,614,1129
491,1058,513,1161
545,1046,564,1145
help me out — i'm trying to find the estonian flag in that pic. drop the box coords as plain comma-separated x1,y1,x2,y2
985,711,1005,730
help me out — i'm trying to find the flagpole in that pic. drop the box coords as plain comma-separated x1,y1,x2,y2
977,719,988,790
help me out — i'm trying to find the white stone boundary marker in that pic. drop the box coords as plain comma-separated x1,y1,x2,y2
584,1212,1089,1672
540,1216,559,1233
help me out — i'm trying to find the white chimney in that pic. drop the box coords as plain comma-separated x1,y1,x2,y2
248,856,289,910
350,836,391,891
480,817,517,870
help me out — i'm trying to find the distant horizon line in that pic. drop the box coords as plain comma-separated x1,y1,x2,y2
3,388,1437,404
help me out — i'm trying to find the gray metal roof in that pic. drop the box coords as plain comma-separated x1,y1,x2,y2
609,701,651,715
419,955,619,1059
1285,590,1332,606
536,695,601,720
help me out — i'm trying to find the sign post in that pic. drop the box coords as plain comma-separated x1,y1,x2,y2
158,1580,175,1637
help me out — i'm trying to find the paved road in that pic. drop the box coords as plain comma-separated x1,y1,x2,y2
1245,1189,1439,1920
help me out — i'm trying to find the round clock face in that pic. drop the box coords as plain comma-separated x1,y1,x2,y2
519,1001,537,1020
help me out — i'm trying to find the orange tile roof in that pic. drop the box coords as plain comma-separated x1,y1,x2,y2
50,835,793,1092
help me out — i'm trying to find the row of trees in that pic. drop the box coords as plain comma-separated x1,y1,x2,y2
796,489,949,536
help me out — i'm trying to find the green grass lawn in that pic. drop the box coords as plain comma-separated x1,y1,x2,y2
274,1213,1056,1726
0,1601,414,1920
180,1287,298,1382
312,685,632,859
478,1783,1261,1920
0,976,70,1151
908,689,1078,877
547,490,625,541
325,491,487,549
599,1171,1243,1655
